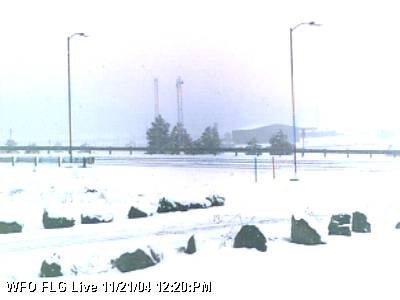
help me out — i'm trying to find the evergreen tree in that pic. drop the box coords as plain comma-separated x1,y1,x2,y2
146,115,171,154
197,123,221,154
169,123,192,154
269,130,293,155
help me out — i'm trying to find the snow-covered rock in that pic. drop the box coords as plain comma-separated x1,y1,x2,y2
291,215,322,245
352,211,371,233
233,225,267,252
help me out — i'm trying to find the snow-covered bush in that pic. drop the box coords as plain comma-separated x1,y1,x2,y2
0,221,22,234
157,198,189,213
206,195,225,207
81,214,113,224
42,210,75,229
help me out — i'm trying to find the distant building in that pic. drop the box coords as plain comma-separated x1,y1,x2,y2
232,124,337,145
232,124,296,145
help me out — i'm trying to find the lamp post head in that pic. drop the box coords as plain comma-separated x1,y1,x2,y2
69,32,89,39
309,21,322,26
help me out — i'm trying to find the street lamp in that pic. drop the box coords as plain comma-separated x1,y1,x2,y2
67,32,88,163
289,21,321,181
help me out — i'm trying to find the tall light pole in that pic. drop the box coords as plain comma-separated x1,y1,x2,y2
290,21,321,181
67,32,88,163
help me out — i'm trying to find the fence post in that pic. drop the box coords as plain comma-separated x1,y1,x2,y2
272,156,276,179
254,157,258,183
11,156,15,167
83,157,87,168
109,148,112,155
34,156,38,167
58,156,61,167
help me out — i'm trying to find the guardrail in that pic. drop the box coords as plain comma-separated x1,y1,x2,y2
0,146,399,157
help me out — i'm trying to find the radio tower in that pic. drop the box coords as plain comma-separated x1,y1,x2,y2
154,78,160,118
176,76,184,124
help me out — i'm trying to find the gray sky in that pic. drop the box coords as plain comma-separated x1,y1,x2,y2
0,0,399,145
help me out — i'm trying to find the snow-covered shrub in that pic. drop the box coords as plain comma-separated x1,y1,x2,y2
185,235,197,254
352,211,371,233
0,221,22,234
328,214,351,236
40,261,63,277
157,198,189,213
128,206,148,219
206,195,225,207
42,210,75,229
291,215,322,245
233,225,267,252
81,214,113,224
111,249,158,273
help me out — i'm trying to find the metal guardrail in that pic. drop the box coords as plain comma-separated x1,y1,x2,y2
0,146,399,157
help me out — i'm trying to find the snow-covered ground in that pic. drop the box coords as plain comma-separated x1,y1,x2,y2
1,154,400,299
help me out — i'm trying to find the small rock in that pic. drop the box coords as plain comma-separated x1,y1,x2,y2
185,235,197,254
291,216,322,245
233,225,267,252
40,261,63,278
395,222,400,229
128,207,148,219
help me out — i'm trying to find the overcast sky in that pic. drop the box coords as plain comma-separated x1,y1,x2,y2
0,0,399,145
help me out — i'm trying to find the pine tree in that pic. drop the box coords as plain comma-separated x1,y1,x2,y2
269,130,293,155
170,123,192,154
146,115,171,154
197,123,221,154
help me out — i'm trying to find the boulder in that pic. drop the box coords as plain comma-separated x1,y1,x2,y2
112,249,157,273
81,214,113,224
206,195,225,207
328,214,351,236
128,206,148,219
352,211,371,233
40,260,63,277
43,210,75,229
185,235,197,254
331,214,351,225
396,222,400,229
157,198,189,213
233,225,267,252
328,222,351,236
0,221,23,234
291,216,322,245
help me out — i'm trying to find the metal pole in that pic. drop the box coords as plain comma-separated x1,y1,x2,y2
254,157,258,183
67,36,73,163
290,28,298,181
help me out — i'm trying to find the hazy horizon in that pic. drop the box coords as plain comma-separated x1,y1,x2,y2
1,0,399,146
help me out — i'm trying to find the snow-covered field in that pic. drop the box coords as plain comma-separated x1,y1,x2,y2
1,154,400,299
